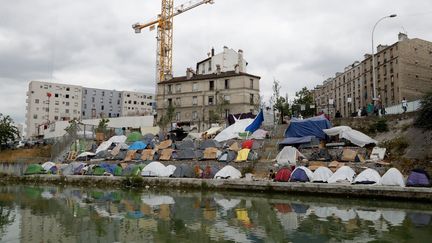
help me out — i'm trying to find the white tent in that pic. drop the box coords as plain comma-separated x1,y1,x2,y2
214,118,254,142
312,167,334,183
108,135,127,144
353,168,381,185
356,210,382,221
166,165,177,175
95,141,113,154
251,129,268,139
382,210,406,226
381,168,405,187
276,146,305,166
292,166,314,181
141,195,175,206
323,126,377,147
214,165,242,179
327,166,356,183
76,152,96,158
141,162,172,177
42,162,56,171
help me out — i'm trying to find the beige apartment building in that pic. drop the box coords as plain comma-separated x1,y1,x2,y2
313,33,432,117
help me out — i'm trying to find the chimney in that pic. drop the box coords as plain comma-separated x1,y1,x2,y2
216,64,221,75
211,47,215,56
186,68,193,79
364,53,371,59
237,49,244,73
398,32,408,42
234,64,240,74
223,46,228,53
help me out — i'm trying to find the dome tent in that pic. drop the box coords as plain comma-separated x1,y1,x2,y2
311,167,333,183
214,165,241,179
276,146,305,166
141,162,172,177
327,166,356,183
290,166,313,182
275,168,291,182
406,169,431,187
353,168,381,185
381,168,405,187
171,164,194,178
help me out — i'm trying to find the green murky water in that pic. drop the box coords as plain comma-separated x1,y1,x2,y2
0,185,431,242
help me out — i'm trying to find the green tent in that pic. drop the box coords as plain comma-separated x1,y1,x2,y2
92,166,106,176
24,164,45,175
126,132,143,142
113,165,123,176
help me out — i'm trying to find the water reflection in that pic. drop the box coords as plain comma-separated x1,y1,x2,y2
0,185,431,242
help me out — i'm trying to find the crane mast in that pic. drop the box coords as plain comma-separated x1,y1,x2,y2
133,0,214,83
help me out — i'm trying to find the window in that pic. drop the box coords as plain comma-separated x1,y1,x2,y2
209,81,214,91
33,114,37,119
102,91,105,96
65,109,69,113
84,104,87,109
168,85,172,94
126,93,130,97
55,93,59,98
54,108,59,113
176,97,181,106
250,94,254,105
224,109,230,118
91,97,95,102
65,94,69,98
176,84,181,93
192,111,198,120
208,60,212,71
66,87,70,91
141,102,144,105
55,101,59,105
168,98,172,106
35,99,39,104
101,105,104,110
192,96,198,105
224,95,230,103
208,96,214,105
134,101,137,105
225,79,229,89
117,100,120,105
65,102,70,106
193,82,198,92
128,100,131,104
250,79,254,89
148,96,152,99
176,112,180,121
54,116,59,120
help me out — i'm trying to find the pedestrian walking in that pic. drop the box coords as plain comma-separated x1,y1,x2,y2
401,97,408,113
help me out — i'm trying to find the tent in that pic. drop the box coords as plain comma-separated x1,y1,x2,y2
113,150,127,160
311,167,333,183
41,162,56,172
202,147,219,160
141,149,155,161
406,169,431,187
279,136,315,146
200,140,221,149
124,150,137,162
214,165,241,179
76,152,96,161
290,166,313,182
228,142,241,152
158,140,172,150
176,148,196,160
323,126,377,147
142,133,155,143
122,164,143,176
275,168,291,182
159,149,174,161
245,110,264,133
235,148,250,162
203,165,219,179
247,150,259,161
108,135,127,144
126,132,143,142
276,146,305,166
94,150,110,159
24,164,45,175
327,166,356,183
128,141,147,150
381,168,405,187
171,164,194,178
166,165,176,175
251,129,268,140
242,140,254,149
175,140,196,150
141,162,172,177
284,115,331,140
214,118,254,142
218,151,237,163
95,141,113,154
353,168,381,185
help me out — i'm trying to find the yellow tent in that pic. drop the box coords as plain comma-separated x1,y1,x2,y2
236,148,250,162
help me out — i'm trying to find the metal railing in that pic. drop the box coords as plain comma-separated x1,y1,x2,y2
385,100,421,115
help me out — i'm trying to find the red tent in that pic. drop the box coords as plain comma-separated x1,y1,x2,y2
242,140,254,149
275,168,291,182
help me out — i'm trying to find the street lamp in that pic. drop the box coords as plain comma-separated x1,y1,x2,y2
371,14,397,106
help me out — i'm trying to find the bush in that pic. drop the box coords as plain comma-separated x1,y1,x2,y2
414,91,432,130
375,118,389,132
380,136,409,156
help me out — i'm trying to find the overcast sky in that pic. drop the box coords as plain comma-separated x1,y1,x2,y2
1,0,432,125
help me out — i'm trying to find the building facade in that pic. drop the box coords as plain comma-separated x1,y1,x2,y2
156,48,260,131
121,91,154,117
312,33,432,118
81,87,123,119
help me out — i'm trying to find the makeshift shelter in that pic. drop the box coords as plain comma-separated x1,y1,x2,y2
235,148,250,162
327,166,356,183
406,169,431,187
24,164,45,175
214,165,241,179
214,118,254,142
228,142,241,152
158,140,172,150
171,164,194,178
276,146,305,166
108,135,127,144
275,168,291,182
242,140,254,149
168,128,188,141
123,150,137,162
251,129,268,140
176,148,197,160
141,162,172,177
113,150,127,160
284,115,331,140
140,149,154,161
126,132,143,142
203,165,219,179
203,147,220,160
353,168,381,185
76,152,96,161
311,167,333,183
245,110,264,133
159,149,174,161
128,141,147,150
142,133,155,143
370,147,386,160
175,140,195,150
204,126,223,136
323,126,377,147
218,151,237,163
95,141,113,154
290,166,313,182
200,140,221,149
381,168,405,187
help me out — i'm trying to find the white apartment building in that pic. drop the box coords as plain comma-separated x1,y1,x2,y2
121,91,155,116
196,46,247,75
25,81,82,138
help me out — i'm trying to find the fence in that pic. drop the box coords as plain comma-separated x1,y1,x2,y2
385,100,421,115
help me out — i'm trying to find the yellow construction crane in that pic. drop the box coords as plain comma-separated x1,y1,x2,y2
132,0,214,83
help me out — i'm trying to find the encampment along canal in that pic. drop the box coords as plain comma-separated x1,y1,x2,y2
0,185,431,243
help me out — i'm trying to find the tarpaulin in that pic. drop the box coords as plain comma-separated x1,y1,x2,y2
245,110,264,133
284,115,331,139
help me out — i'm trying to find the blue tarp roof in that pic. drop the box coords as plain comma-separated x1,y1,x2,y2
284,115,331,140
279,136,315,145
128,141,147,150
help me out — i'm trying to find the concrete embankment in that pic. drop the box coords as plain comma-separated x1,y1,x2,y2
3,175,432,202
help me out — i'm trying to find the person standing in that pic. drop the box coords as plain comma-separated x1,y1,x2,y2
401,97,408,113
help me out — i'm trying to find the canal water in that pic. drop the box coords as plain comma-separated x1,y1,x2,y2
0,185,431,242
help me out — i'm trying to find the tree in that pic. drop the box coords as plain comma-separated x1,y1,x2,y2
0,114,19,147
158,103,176,131
96,118,110,133
271,80,290,123
414,91,432,130
293,87,315,117
215,93,230,122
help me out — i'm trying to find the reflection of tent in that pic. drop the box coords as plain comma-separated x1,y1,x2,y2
141,162,172,177
323,126,377,147
275,168,291,182
332,208,357,222
408,212,432,226
172,164,194,178
284,115,331,140
24,164,45,175
214,118,254,142
290,166,313,182
216,198,241,211
353,168,381,185
274,203,292,213
407,169,431,187
214,165,241,179
312,167,333,183
381,168,405,187
327,166,356,183
129,141,147,150
276,146,305,166
235,149,250,162
126,132,143,142
356,209,381,221
141,195,175,206
313,206,334,219
291,203,309,214
382,210,406,226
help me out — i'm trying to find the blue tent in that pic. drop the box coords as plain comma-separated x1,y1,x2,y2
290,168,309,182
284,115,331,140
128,141,147,150
245,110,264,133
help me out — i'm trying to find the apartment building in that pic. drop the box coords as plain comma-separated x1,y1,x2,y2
81,87,122,119
312,33,432,117
121,91,154,116
156,47,260,131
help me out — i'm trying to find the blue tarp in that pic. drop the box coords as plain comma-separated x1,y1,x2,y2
245,110,264,133
284,115,331,139
279,136,315,145
128,141,147,150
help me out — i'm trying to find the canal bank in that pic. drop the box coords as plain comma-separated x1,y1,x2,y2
2,174,432,202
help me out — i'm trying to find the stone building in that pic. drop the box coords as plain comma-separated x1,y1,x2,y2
156,47,260,131
312,33,432,117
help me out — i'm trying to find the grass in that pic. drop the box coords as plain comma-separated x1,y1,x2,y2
0,146,51,163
